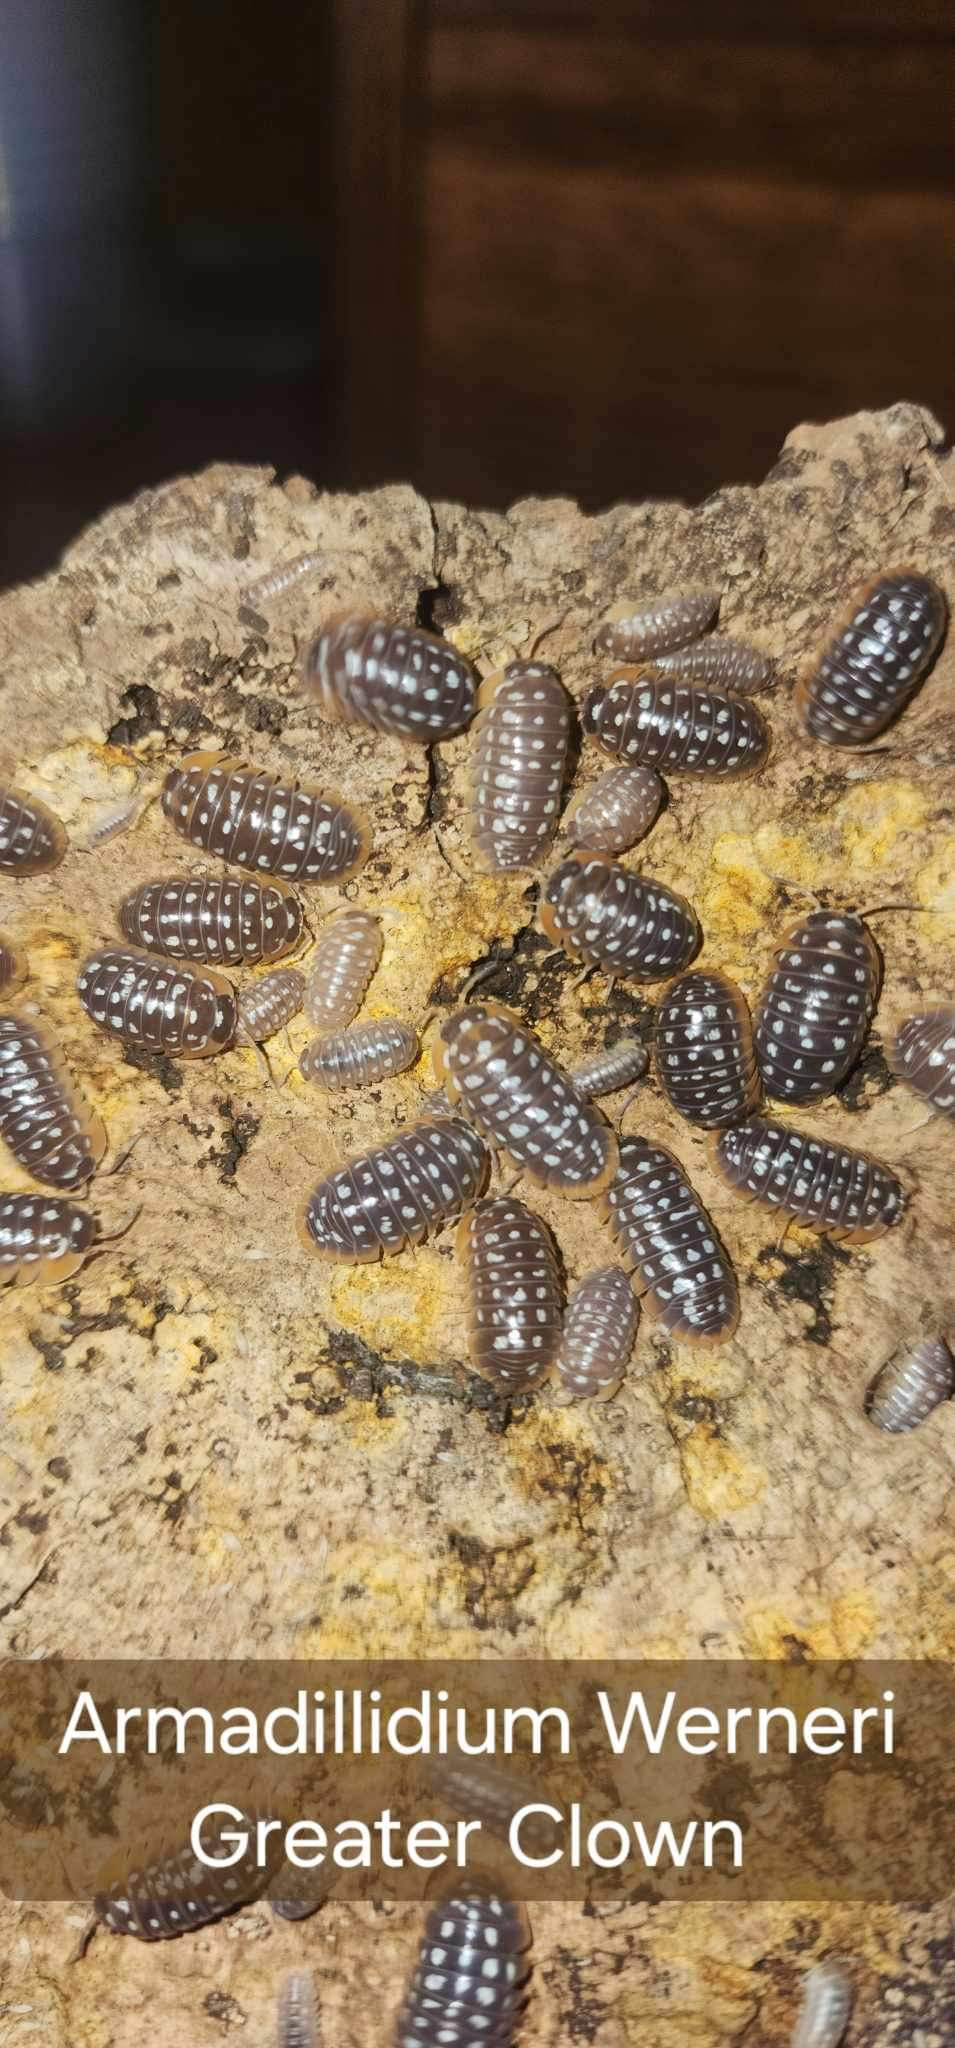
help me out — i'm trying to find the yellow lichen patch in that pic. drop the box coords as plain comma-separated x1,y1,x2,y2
744,1588,877,1660
32,739,138,825
193,1471,252,1577
329,1256,451,1365
698,834,780,970
679,1426,767,1519
836,779,929,874
149,1311,230,1387
914,834,955,944
294,1538,470,1657
502,1402,613,1525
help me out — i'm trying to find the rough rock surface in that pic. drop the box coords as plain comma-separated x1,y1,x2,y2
0,405,953,2043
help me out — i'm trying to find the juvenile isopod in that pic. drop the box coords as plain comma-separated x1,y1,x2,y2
0,933,25,993
796,569,947,745
563,764,664,855
469,659,572,872
85,785,150,849
395,1888,532,2048
434,1002,618,1197
655,968,760,1128
651,634,775,694
713,1116,906,1242
301,1114,489,1261
0,1016,105,1188
582,676,769,777
119,876,303,964
77,947,238,1058
866,1336,954,1434
459,1195,563,1395
304,909,382,1033
593,590,719,662
754,912,881,1105
243,549,322,610
572,1038,649,1100
556,1266,639,1400
303,615,478,743
541,852,700,982
0,782,68,873
236,968,305,1045
889,1005,955,1116
161,751,369,883
601,1137,739,1343
791,1959,853,2048
0,1192,96,1287
277,1969,319,2048
428,1755,555,1855
94,1811,279,1939
300,1017,419,1092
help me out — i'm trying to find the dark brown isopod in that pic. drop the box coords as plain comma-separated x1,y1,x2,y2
161,751,369,882
277,1971,319,2048
435,1001,618,1198
119,875,302,964
866,1336,954,1435
236,967,305,1044
713,1116,906,1242
77,946,238,1058
593,591,719,662
304,909,382,1033
459,1196,563,1395
563,764,664,855
301,1115,489,1261
428,1755,548,1848
94,1810,278,1939
0,933,26,993
395,1888,532,2048
796,569,947,746
556,1266,639,1400
572,1037,649,1099
655,968,760,1128
651,634,775,694
582,675,769,777
303,614,478,743
469,660,572,872
754,912,880,1105
0,782,67,873
601,1137,739,1343
299,1017,419,1092
0,1015,105,1187
0,1192,96,1287
540,852,699,982
889,1005,955,1116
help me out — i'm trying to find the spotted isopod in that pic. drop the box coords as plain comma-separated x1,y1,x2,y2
119,876,303,965
556,1266,639,1400
601,1137,739,1343
563,763,664,855
754,912,880,1105
572,1038,649,1099
0,781,68,873
459,1195,563,1395
300,1017,419,1092
713,1116,905,1242
866,1336,954,1434
889,1005,955,1116
77,946,238,1058
161,751,369,882
0,1015,106,1188
469,659,572,872
593,590,719,662
582,675,769,776
301,1114,489,1261
304,909,382,1033
395,1888,532,2048
94,1811,279,1939
651,634,775,694
434,1002,618,1197
0,1192,96,1287
236,968,305,1045
791,1959,853,2048
0,933,25,993
303,615,478,743
655,968,760,1128
796,569,947,746
540,852,700,982
277,1969,319,2047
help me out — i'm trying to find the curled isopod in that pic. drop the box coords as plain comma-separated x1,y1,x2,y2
301,1115,489,1262
94,1810,280,1939
791,1959,853,2048
0,1192,96,1287
754,911,880,1105
572,1038,649,1100
119,876,303,964
563,764,664,855
602,1138,739,1343
796,569,947,745
866,1336,954,1434
435,1001,618,1197
0,933,26,993
0,1015,106,1188
300,1017,419,1092
583,675,769,777
395,1888,532,2048
651,634,775,693
459,1195,563,1396
303,614,478,743
889,1005,955,1116
243,549,322,610
541,852,700,982
236,968,305,1045
556,1266,639,1400
77,947,238,1058
469,659,572,872
0,782,68,873
304,909,382,1033
655,968,760,1128
161,751,369,882
277,1970,319,2047
713,1117,906,1242
593,590,719,662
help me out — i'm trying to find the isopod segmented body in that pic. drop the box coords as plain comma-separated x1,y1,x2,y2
583,676,769,777
651,634,775,694
655,969,760,1128
754,912,880,1105
602,1138,739,1343
77,947,238,1058
243,549,322,610
303,615,478,743
0,1016,105,1188
593,591,719,662
866,1336,954,1434
796,569,947,746
459,1196,563,1395
714,1117,905,1242
435,1002,618,1197
469,660,572,872
563,764,664,855
300,1017,419,1092
119,876,303,964
541,852,699,982
304,909,382,1033
161,752,369,882
556,1266,639,1400
301,1115,489,1261
236,968,305,1044
429,1756,556,1856
791,1959,853,2048
277,1970,319,2048
395,1889,532,2048
0,933,25,993
889,1005,955,1116
94,1811,278,1939
0,782,67,873
572,1038,649,1099
0,1192,95,1287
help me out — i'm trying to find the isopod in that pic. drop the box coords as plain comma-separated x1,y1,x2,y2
300,1017,419,1092
0,933,25,993
754,912,880,1105
303,615,478,743
796,569,947,746
540,852,699,982
301,1114,489,1261
161,751,369,882
866,1336,954,1434
655,968,760,1128
119,876,303,964
0,782,67,873
0,1016,105,1187
428,1755,555,1855
713,1116,906,1241
77,947,238,1058
563,764,664,855
236,968,305,1045
395,1888,532,2048
791,1959,853,2048
85,786,150,848
0,1192,96,1287
593,590,719,662
572,1038,649,1099
434,1002,618,1197
469,659,572,872
304,909,382,1033
277,1969,319,2048
651,634,774,694
602,1138,739,1342
582,676,769,777
889,1004,955,1115
243,549,322,610
459,1195,563,1395
556,1266,639,1400
94,1811,279,1939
